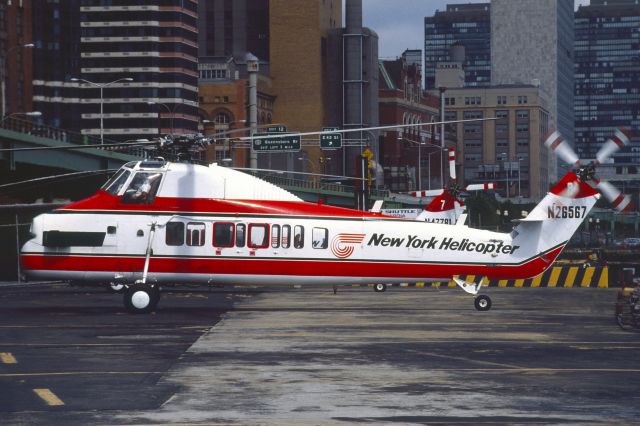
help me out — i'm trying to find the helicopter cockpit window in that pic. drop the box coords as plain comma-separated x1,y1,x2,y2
121,172,162,204
101,169,131,196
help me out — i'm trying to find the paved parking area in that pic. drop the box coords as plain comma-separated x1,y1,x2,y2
1,282,638,425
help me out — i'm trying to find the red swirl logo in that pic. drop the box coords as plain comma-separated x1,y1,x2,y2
331,233,365,259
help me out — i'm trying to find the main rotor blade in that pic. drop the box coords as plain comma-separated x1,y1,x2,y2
409,189,444,197
596,128,632,165
544,130,580,167
0,169,117,191
0,140,157,153
239,118,495,141
448,148,456,181
465,183,496,191
594,179,633,213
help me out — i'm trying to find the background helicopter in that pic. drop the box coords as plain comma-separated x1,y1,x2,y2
404,148,496,225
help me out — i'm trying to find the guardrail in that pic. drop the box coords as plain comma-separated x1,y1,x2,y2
256,172,391,199
0,117,119,147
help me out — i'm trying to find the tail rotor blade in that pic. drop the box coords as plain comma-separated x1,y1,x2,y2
595,179,633,213
544,130,580,167
596,128,632,165
409,189,444,198
448,148,456,181
465,183,496,191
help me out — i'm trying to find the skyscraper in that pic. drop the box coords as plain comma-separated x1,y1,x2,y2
33,1,199,141
0,0,33,117
491,0,574,178
574,0,640,165
424,3,491,90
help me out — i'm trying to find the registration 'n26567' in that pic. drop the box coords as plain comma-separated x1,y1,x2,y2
547,205,587,219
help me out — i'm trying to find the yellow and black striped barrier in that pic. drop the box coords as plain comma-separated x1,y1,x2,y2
356,265,609,289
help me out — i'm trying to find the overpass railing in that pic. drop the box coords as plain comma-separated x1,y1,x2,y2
256,171,390,198
0,117,120,146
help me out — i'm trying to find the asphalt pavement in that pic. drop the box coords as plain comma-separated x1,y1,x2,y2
1,282,638,425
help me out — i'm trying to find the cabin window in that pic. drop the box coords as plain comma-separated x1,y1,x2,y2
312,227,328,249
293,225,304,249
102,169,131,195
248,224,269,249
236,224,246,248
213,222,234,247
271,225,280,248
186,222,206,246
121,172,162,204
282,225,291,249
166,222,184,246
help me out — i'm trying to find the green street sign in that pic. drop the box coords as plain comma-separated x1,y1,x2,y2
252,133,301,152
321,127,342,149
265,125,287,133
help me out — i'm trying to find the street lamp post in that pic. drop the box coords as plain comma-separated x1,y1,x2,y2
297,155,318,175
71,77,133,144
203,119,250,164
517,157,523,199
1,43,34,117
398,133,422,192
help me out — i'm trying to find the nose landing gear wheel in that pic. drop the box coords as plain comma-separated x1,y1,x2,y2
373,283,387,292
123,284,160,314
474,294,492,311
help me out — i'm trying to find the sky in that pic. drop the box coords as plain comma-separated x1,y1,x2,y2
362,0,591,59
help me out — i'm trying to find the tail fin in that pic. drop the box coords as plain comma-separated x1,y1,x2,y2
415,190,464,224
513,172,599,253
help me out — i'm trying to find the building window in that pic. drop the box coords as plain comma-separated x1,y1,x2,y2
496,110,508,119
464,96,481,105
517,96,528,104
516,110,529,119
463,111,482,119
497,95,507,105
214,112,230,124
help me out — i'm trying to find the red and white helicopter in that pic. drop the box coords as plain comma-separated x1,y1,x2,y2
384,148,495,224
20,126,610,314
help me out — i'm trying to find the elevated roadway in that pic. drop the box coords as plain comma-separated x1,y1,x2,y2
0,118,142,171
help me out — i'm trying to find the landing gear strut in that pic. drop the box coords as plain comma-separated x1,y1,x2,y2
123,284,160,314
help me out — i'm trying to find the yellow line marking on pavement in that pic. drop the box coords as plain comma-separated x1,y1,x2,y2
0,352,17,364
33,388,64,406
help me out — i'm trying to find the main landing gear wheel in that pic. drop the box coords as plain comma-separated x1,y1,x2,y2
123,284,160,314
373,283,387,292
474,294,492,311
